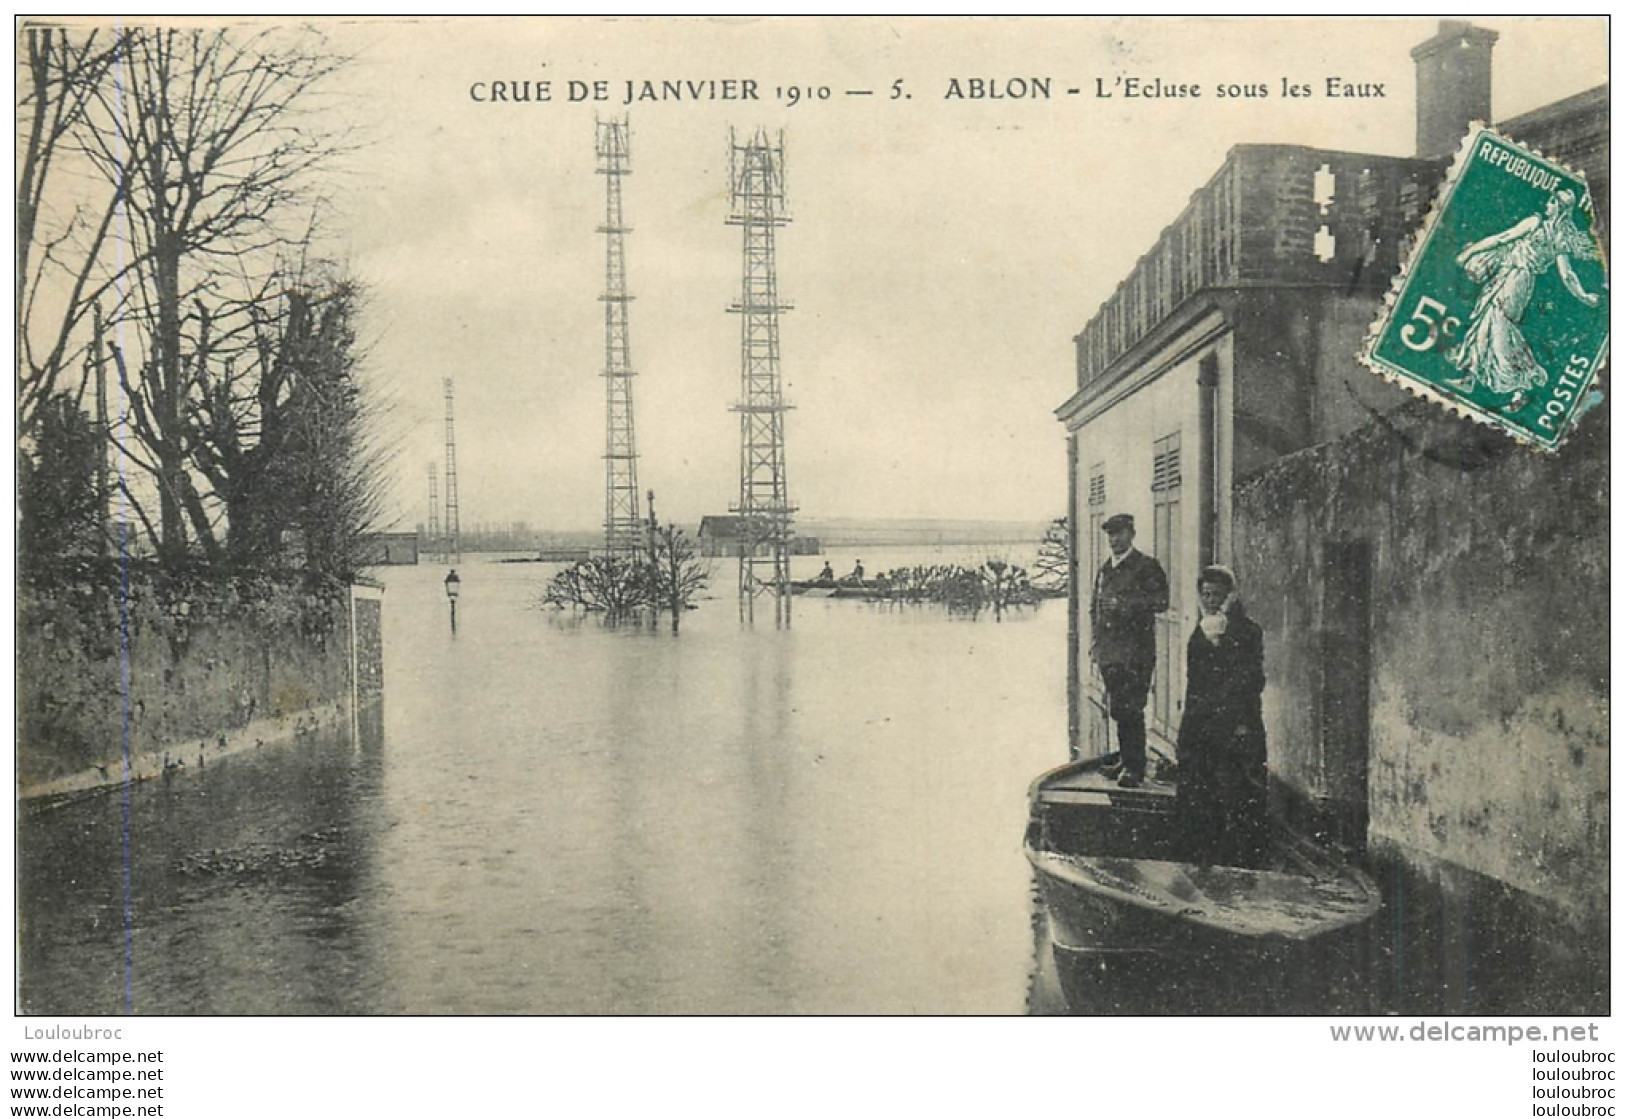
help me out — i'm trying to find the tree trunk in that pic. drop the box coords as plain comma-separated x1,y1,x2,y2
153,243,188,563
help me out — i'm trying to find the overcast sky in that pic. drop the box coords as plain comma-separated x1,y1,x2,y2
304,17,1607,533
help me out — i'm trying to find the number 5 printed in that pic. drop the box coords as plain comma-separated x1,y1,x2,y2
1400,296,1461,353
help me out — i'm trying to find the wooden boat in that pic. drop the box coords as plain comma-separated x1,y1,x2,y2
789,579,875,597
1024,756,1381,1013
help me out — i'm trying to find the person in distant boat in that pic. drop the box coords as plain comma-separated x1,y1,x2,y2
847,559,865,584
1090,514,1169,789
817,561,836,583
1176,565,1269,867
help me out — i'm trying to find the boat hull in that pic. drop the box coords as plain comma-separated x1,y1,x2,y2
1025,759,1380,1013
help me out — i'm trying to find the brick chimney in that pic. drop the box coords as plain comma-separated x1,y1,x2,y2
1411,21,1499,160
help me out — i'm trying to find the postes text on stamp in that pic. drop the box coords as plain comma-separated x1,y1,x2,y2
1363,126,1608,451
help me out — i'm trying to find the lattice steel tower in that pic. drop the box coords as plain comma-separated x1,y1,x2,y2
597,118,643,555
443,377,461,564
727,127,796,624
426,462,441,561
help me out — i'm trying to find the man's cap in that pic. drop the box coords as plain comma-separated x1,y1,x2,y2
1102,513,1135,533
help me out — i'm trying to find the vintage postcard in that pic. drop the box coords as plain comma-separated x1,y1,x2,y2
12,15,1611,1114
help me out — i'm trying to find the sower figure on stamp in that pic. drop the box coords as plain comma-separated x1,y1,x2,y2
1446,188,1602,414
1090,514,1169,789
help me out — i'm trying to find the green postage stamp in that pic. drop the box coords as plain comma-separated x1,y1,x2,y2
1363,125,1609,451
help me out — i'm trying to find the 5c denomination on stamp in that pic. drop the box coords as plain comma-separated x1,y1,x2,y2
1363,125,1608,451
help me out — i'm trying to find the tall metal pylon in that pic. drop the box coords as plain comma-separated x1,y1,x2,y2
443,377,461,564
426,462,441,561
727,127,796,625
597,117,643,556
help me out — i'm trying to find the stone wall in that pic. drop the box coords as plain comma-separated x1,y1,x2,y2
1233,401,1608,1012
18,565,381,788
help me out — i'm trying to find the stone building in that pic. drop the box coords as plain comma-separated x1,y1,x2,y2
1056,143,1439,753
1057,22,1608,1012
698,515,820,557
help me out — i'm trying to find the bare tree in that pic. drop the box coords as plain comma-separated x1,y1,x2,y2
279,279,391,582
646,525,710,633
16,25,126,439
76,25,350,562
183,274,386,579
1033,516,1069,593
542,557,653,620
980,558,1035,619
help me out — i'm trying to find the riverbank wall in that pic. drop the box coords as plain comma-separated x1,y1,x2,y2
18,564,383,799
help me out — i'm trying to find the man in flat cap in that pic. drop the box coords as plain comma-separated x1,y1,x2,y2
1090,513,1169,787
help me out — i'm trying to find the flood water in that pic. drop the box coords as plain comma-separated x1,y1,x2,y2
19,548,1075,1014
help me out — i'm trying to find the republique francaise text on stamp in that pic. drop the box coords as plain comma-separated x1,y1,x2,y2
1363,125,1609,451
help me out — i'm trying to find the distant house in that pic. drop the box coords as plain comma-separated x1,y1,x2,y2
697,515,819,557
1057,22,1608,1013
697,516,742,557
358,532,420,566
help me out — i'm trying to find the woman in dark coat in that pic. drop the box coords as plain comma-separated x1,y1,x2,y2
1176,566,1269,867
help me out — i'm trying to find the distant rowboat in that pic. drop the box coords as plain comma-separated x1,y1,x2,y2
789,579,874,597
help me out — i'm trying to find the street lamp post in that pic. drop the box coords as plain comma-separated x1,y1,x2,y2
444,569,461,633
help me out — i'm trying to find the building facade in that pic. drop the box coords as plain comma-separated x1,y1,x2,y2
1057,142,1440,756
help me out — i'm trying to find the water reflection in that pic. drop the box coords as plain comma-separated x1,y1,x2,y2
21,551,1069,1014
20,707,386,1014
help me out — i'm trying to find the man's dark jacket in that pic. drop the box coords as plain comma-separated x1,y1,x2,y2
1090,550,1170,669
